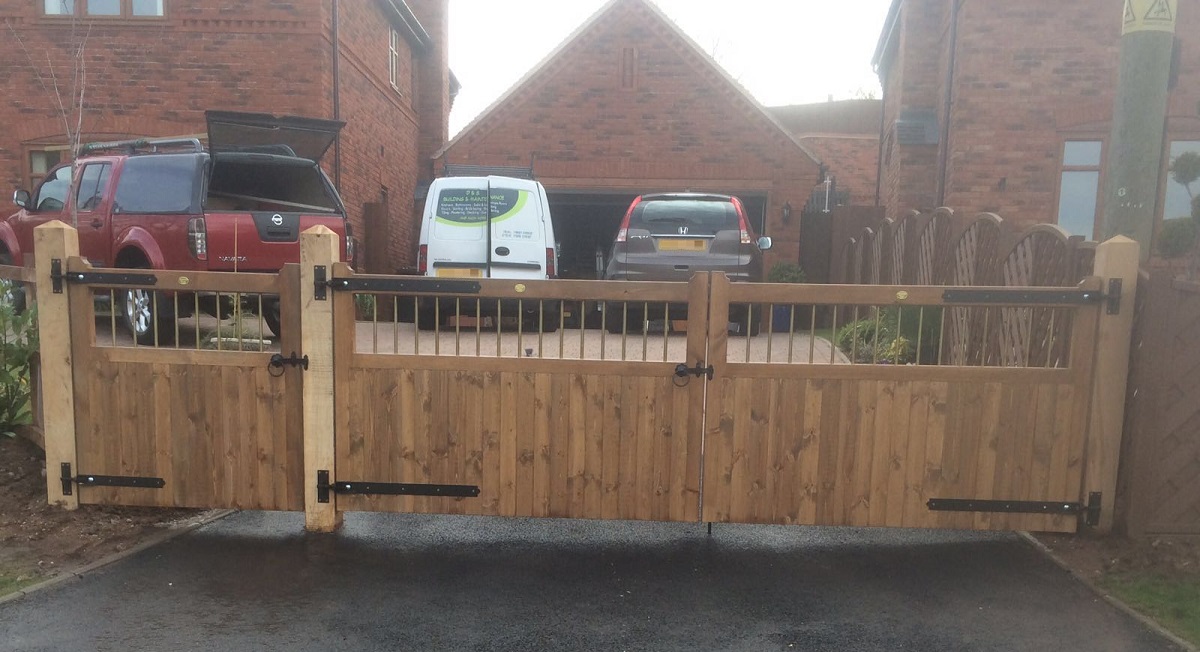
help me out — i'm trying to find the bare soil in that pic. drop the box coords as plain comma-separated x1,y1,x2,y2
0,434,202,593
1035,531,1200,581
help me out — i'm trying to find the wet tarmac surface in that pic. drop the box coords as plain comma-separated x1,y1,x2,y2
0,511,1181,651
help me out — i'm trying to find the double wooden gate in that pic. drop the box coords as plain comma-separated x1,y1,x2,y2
34,224,1136,534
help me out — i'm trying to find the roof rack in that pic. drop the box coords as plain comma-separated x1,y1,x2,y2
441,163,535,180
78,137,204,157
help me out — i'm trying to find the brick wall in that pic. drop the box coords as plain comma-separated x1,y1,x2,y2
439,0,819,266
798,136,880,206
0,0,447,271
880,0,1200,230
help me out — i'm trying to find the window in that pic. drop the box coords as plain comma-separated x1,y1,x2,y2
75,163,112,212
1164,140,1200,220
42,0,164,18
27,148,64,190
1056,140,1103,238
33,166,72,213
113,154,200,214
389,29,400,91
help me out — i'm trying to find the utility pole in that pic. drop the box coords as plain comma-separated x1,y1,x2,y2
1100,0,1177,260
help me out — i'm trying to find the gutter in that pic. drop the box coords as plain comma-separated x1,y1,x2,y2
381,0,430,53
936,0,963,206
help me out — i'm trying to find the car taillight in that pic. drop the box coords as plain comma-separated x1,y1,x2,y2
546,247,556,278
187,217,207,261
615,196,642,243
732,197,753,244
418,244,428,274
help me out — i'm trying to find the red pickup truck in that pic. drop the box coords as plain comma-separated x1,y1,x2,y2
2,111,354,342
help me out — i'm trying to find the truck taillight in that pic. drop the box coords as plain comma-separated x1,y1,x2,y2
187,217,207,261
418,244,428,274
546,247,556,278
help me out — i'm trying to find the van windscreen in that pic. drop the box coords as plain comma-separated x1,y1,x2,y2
630,200,738,236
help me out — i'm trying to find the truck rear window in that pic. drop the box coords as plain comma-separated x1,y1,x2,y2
113,155,201,214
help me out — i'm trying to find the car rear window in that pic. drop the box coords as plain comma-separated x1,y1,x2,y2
113,154,202,214
629,199,739,236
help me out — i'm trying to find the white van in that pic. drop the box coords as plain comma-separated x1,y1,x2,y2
416,175,559,329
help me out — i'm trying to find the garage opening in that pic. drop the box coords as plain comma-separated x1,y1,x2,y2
547,190,768,281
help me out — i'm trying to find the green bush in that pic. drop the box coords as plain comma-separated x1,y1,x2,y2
0,300,38,434
1158,218,1198,258
835,305,941,364
767,261,807,284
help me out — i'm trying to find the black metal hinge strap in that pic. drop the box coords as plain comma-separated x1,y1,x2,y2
316,471,480,500
942,289,1103,305
65,271,160,287
928,492,1102,526
60,463,165,496
328,277,482,295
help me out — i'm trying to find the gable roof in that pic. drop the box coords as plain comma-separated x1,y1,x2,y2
434,0,821,165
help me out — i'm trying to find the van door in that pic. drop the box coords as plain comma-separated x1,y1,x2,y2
428,178,490,277
487,177,546,279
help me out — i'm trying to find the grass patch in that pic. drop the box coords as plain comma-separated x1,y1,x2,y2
0,569,41,598
1099,573,1200,645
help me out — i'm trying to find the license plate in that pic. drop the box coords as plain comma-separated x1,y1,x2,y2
658,239,707,252
436,268,483,278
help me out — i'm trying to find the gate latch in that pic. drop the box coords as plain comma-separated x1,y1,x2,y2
675,361,714,381
268,352,309,375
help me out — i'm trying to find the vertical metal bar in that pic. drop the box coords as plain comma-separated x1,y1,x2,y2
895,305,904,364
393,297,400,356
152,291,160,349
937,307,947,366
830,305,838,365
1045,311,1057,369
850,306,859,363
496,299,502,358
766,303,774,363
558,301,565,360
744,304,752,364
662,302,669,363
641,303,649,362
871,305,881,365
580,301,587,361
1024,308,1034,368
374,295,380,355
476,299,482,358
806,304,815,364
600,302,607,361
916,307,926,366
455,297,461,357
194,291,200,351
413,296,420,355
236,292,244,352
434,297,440,356
109,289,117,348
981,306,991,367
257,294,264,353
174,294,181,350
620,303,628,361
517,298,524,358
537,299,544,358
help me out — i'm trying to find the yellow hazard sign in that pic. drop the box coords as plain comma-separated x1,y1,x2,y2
1123,0,1177,34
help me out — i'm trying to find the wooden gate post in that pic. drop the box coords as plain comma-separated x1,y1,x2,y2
1084,235,1139,533
300,226,342,532
33,221,79,509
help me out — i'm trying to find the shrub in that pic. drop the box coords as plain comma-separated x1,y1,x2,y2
835,306,941,364
1158,218,1198,258
0,300,38,434
767,261,807,284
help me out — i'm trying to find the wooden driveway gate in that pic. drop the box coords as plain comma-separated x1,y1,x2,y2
35,224,1136,535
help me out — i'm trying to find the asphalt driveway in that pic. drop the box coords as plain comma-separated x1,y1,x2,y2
0,512,1181,652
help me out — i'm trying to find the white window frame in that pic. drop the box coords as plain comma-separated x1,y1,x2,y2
389,29,400,92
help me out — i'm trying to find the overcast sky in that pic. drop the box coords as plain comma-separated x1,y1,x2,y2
448,0,895,136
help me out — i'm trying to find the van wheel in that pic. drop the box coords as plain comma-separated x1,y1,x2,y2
122,286,175,345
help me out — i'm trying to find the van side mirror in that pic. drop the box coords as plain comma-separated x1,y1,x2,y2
12,189,30,209
757,236,773,251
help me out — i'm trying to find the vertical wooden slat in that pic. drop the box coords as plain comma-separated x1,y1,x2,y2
868,381,895,526
884,382,913,527
533,372,552,516
901,381,931,527
636,375,656,521
516,372,536,516
568,374,587,516
499,371,518,515
584,374,604,517
601,374,621,519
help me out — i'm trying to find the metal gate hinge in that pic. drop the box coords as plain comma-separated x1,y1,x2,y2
316,469,479,502
314,265,327,300
1106,278,1122,315
675,361,714,380
60,463,165,495
51,259,63,293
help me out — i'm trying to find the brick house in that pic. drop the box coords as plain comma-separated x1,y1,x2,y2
434,0,822,277
767,99,882,209
0,0,454,270
874,0,1200,241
